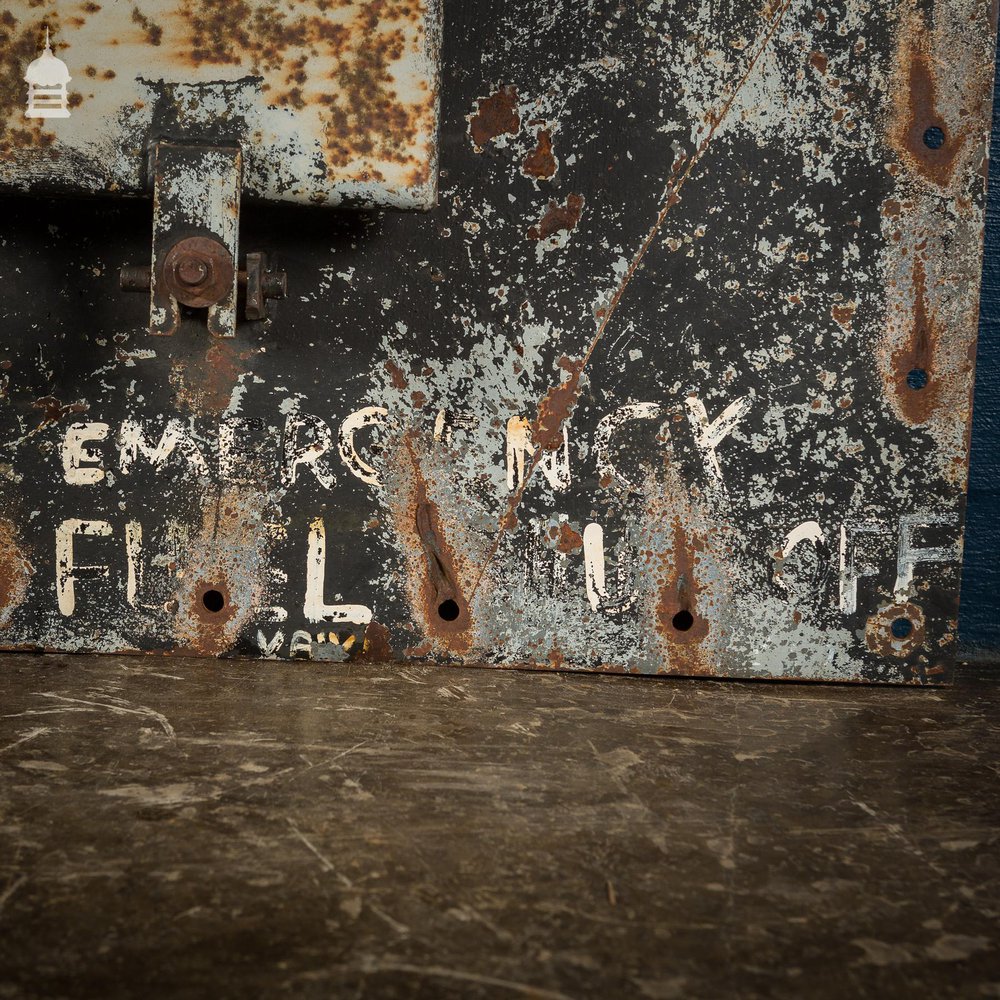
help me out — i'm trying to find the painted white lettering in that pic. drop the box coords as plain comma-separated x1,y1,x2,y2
685,394,752,481
119,419,210,477
506,415,571,492
125,520,142,606
257,630,285,659
593,403,665,490
304,518,373,624
281,413,336,489
61,422,109,485
582,522,637,615
839,522,882,614
894,512,960,597
338,406,389,487
289,629,313,658
56,518,112,616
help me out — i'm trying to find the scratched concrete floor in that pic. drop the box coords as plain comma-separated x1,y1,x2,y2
0,656,997,999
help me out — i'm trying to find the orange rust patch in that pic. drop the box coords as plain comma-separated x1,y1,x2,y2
385,359,408,390
809,51,828,74
31,396,88,428
170,341,259,414
831,301,856,330
522,127,556,179
528,193,585,241
889,255,941,424
865,601,926,659
357,620,394,662
131,6,163,45
654,519,711,670
172,491,272,657
0,518,32,631
468,84,520,148
886,11,985,190
387,434,475,657
533,357,584,452
551,521,583,554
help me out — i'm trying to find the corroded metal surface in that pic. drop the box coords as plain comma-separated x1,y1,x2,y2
0,0,441,209
0,0,996,682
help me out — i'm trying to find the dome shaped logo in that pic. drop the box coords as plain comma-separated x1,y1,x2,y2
25,27,72,119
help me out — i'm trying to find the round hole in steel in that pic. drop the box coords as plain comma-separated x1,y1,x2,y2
891,617,913,639
672,609,694,632
202,589,226,614
922,126,945,149
437,599,460,622
906,368,928,391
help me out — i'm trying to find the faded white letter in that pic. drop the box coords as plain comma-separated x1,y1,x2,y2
685,394,752,481
281,413,336,489
506,415,570,492
338,406,389,487
304,518,373,624
62,422,109,485
56,518,112,616
119,419,210,477
582,522,637,616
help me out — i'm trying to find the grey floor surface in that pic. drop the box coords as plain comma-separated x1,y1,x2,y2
0,654,997,999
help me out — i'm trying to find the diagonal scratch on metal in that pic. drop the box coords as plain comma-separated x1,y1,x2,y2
466,0,798,605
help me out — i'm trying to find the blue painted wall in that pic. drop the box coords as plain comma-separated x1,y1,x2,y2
960,40,1000,654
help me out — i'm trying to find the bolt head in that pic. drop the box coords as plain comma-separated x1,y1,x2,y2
176,256,210,287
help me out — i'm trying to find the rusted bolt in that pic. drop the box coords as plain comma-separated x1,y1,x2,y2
176,256,209,288
162,236,235,309
120,264,151,292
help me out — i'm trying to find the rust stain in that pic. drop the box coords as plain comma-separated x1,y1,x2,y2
865,601,926,659
809,51,828,75
550,521,583,554
385,359,408,391
527,193,584,241
889,255,941,425
169,341,259,415
831,301,856,331
468,84,520,149
131,6,163,45
173,490,272,657
0,519,32,630
886,9,987,190
522,126,556,179
357,620,393,661
31,396,88,429
654,518,711,674
387,433,475,656
533,356,584,452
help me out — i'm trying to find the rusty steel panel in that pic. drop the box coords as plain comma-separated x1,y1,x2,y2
0,0,996,683
0,0,442,209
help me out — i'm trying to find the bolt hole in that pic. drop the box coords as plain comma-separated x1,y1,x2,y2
202,589,225,614
906,368,928,390
672,609,694,632
922,126,945,150
891,617,913,639
437,599,460,622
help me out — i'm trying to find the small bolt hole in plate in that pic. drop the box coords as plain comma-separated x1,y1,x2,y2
437,599,460,622
202,589,226,614
672,609,695,632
